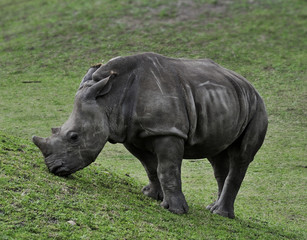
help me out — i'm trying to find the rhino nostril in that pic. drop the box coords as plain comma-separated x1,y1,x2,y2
44,152,52,158
49,162,63,173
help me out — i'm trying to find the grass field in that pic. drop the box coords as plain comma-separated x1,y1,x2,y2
0,0,306,239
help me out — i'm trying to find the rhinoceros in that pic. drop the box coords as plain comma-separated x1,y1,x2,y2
32,52,268,218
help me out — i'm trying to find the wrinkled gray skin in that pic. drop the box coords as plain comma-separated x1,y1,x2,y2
33,52,268,218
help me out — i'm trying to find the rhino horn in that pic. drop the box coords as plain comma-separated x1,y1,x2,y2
32,136,52,157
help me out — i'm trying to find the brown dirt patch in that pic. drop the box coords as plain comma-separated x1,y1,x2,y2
115,0,235,31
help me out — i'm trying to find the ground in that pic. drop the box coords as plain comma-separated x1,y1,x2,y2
0,0,306,239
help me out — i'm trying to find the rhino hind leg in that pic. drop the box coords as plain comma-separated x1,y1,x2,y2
207,150,247,219
207,151,230,211
207,104,268,219
124,143,163,201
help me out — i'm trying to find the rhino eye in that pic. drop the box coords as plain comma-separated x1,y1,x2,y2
68,132,79,142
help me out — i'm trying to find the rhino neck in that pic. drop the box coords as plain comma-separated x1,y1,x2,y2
95,58,139,144
101,75,137,144
105,107,127,144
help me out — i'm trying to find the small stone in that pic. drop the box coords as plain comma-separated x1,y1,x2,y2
67,220,76,226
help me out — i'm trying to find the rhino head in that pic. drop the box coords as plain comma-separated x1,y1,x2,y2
32,65,117,176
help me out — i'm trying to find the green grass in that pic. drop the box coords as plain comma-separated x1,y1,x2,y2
0,0,306,239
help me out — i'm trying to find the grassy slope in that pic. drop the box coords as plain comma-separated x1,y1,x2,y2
0,0,306,239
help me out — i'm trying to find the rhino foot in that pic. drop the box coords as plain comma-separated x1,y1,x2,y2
207,202,235,219
160,193,189,214
213,209,235,219
142,184,163,201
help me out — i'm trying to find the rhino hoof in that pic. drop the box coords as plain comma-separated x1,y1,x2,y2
160,194,189,214
213,209,235,219
142,184,163,201
206,202,216,211
207,201,235,219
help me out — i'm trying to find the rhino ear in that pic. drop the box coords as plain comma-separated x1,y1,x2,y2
85,71,117,99
51,127,60,135
79,64,103,88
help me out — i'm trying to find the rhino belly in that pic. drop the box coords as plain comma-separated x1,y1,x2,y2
183,137,235,159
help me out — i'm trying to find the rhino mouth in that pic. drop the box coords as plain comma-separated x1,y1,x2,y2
48,161,82,177
50,165,76,177
53,167,73,177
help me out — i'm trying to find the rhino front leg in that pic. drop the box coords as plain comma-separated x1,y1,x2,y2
124,143,163,201
153,136,188,214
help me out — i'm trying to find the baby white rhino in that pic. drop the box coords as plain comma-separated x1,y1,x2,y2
33,53,268,218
